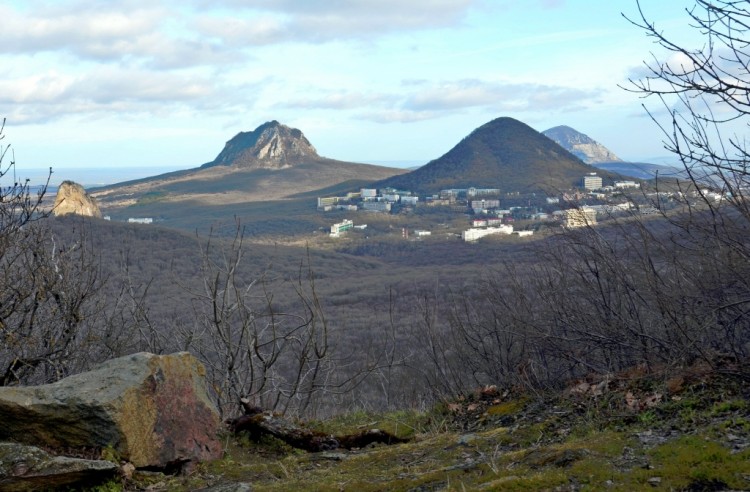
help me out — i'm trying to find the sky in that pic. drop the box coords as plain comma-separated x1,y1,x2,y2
0,0,705,184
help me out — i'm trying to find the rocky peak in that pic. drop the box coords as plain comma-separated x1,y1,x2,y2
53,181,102,218
543,125,621,164
205,121,319,169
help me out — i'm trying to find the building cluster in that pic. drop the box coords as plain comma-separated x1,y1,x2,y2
583,173,641,193
696,188,726,202
318,188,418,213
322,173,651,242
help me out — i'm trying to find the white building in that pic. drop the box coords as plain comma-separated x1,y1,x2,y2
563,208,597,228
318,196,339,207
330,219,354,237
467,187,500,197
583,173,603,190
361,201,392,212
471,199,500,210
614,181,640,189
462,224,514,242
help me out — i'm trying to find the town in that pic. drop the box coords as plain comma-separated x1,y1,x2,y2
317,173,660,242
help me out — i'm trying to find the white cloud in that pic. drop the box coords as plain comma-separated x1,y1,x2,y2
280,92,397,110
270,78,601,124
0,5,159,56
0,3,237,69
356,109,441,124
0,68,250,124
401,79,598,114
191,16,288,46
191,0,478,44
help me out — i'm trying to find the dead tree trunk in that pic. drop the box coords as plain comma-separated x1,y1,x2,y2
228,400,408,452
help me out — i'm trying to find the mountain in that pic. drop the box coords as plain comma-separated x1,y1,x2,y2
542,125,621,164
90,122,405,230
202,121,318,170
375,117,617,194
541,126,689,180
592,161,684,180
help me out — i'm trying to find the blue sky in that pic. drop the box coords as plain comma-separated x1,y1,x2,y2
0,0,702,181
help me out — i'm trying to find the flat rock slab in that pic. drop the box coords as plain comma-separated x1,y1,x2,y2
0,442,117,492
0,352,222,468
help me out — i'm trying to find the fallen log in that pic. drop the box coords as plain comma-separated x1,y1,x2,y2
228,400,409,452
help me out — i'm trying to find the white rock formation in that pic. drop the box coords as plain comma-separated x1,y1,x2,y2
206,120,319,169
543,125,621,164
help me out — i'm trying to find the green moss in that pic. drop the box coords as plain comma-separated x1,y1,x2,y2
711,399,747,415
306,408,427,440
141,377,750,492
644,436,750,490
486,398,527,417
100,444,121,464
85,479,124,492
473,469,569,491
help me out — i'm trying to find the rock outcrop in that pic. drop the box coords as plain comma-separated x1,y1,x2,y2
203,120,319,169
0,442,118,492
53,180,102,218
543,125,621,164
0,352,222,469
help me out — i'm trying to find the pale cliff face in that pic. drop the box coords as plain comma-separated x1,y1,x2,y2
542,125,621,164
566,141,621,164
209,121,319,169
53,181,102,218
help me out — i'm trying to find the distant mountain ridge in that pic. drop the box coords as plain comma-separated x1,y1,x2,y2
541,125,687,180
592,161,684,180
376,117,619,194
90,121,405,216
203,120,319,169
543,125,621,164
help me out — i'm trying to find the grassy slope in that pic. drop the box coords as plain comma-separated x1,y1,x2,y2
92,160,403,202
123,366,749,491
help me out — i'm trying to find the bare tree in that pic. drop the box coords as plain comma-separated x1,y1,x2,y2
174,220,339,418
0,120,141,385
624,0,750,359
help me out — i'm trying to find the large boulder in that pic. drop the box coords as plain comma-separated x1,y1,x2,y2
53,180,102,218
0,442,117,492
0,352,222,468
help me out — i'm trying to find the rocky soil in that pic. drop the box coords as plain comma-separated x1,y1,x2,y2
112,360,749,491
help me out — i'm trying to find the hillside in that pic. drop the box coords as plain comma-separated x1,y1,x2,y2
593,160,685,180
116,364,749,491
375,117,620,194
89,121,405,231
